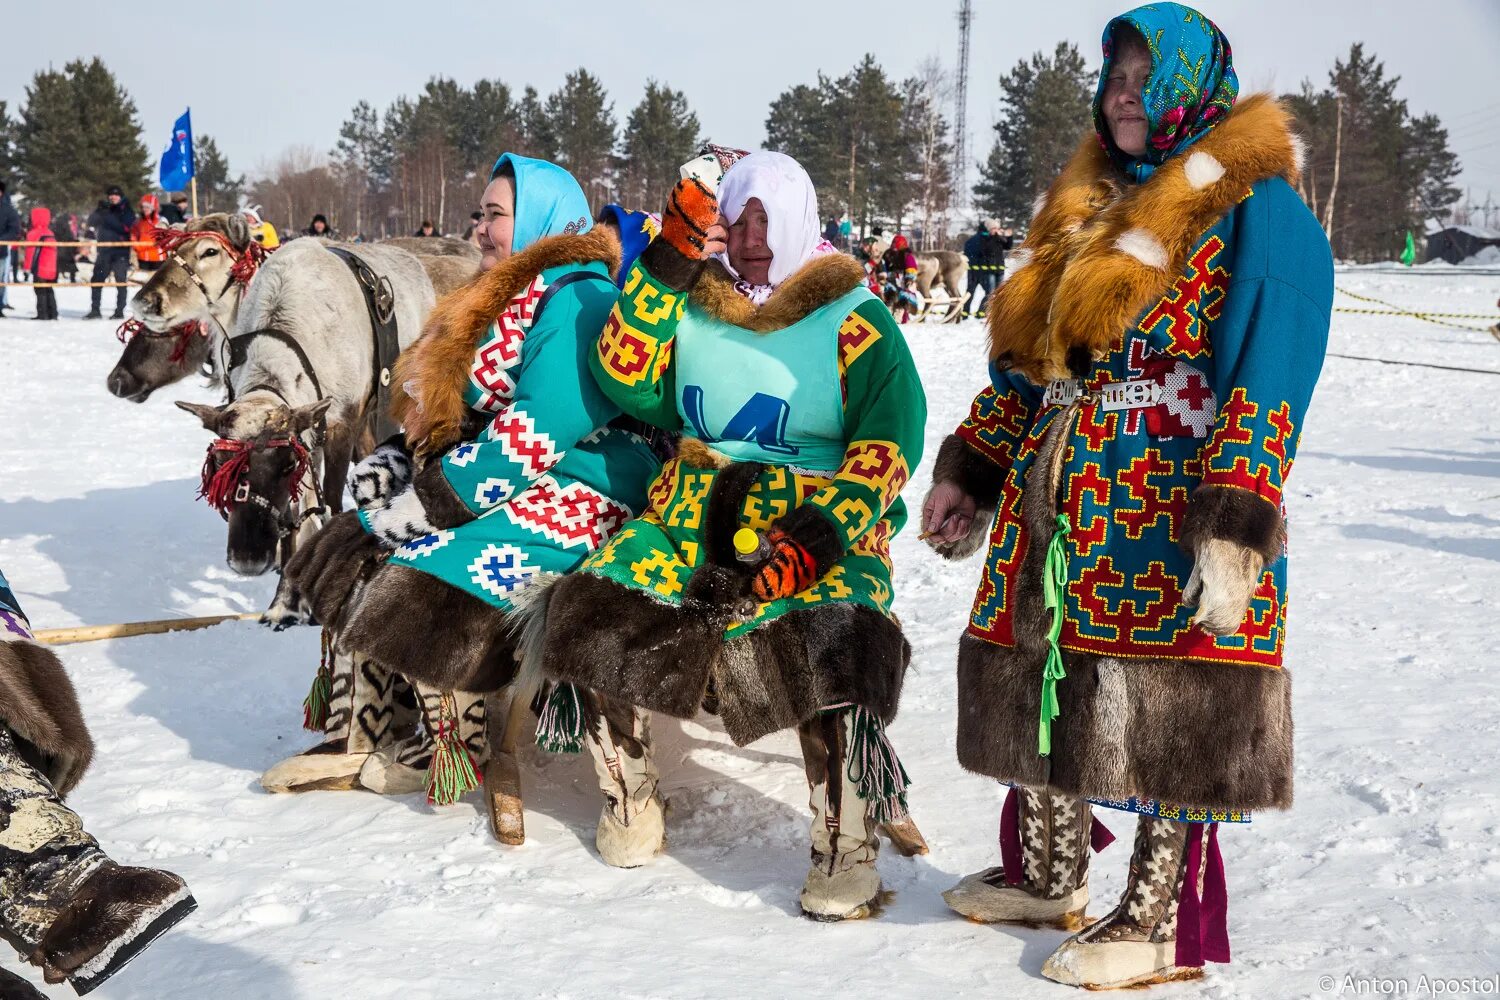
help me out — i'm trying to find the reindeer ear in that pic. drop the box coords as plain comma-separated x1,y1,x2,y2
175,400,225,430
224,214,252,252
291,398,334,433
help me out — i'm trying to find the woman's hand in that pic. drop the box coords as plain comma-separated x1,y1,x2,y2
921,481,979,544
703,216,728,257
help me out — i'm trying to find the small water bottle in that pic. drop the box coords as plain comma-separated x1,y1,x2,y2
733,528,771,563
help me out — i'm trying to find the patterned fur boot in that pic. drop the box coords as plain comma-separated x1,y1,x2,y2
797,712,882,922
261,644,417,793
1,727,194,995
584,694,665,869
1041,817,1202,989
358,685,487,801
944,786,1093,928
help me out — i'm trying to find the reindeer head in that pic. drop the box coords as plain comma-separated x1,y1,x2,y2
132,214,256,332
176,395,331,576
107,323,213,401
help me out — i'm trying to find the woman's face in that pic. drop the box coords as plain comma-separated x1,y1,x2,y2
476,174,516,271
727,197,772,285
1102,33,1152,157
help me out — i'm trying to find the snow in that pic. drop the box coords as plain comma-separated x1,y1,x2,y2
1,274,1498,998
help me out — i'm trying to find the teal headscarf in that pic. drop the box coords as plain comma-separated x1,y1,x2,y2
1093,3,1239,182
488,153,593,253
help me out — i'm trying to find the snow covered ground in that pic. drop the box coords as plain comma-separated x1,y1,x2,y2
0,273,1497,999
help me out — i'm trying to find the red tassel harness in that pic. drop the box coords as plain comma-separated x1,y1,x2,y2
197,435,312,516
155,227,270,286
116,318,207,366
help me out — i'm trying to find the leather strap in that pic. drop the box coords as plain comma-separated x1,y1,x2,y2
226,328,323,402
327,246,402,442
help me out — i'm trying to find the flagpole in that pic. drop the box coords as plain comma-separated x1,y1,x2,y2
189,107,198,218
191,176,199,219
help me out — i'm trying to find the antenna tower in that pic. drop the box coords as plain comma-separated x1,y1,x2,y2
953,0,973,211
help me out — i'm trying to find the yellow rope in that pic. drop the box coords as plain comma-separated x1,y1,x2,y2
1334,287,1499,333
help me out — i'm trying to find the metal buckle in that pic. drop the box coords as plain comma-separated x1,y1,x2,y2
234,479,251,503
1043,378,1086,407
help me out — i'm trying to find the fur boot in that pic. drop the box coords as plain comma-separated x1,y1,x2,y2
0,726,195,994
358,684,487,800
797,712,881,922
1042,817,1202,989
261,646,417,793
944,786,1092,929
584,693,665,869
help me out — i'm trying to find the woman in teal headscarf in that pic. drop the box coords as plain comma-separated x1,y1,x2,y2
922,3,1331,989
274,153,660,805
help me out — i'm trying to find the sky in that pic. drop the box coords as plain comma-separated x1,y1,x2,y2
5,0,1499,213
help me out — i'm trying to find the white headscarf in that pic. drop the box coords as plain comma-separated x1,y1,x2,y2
715,151,831,300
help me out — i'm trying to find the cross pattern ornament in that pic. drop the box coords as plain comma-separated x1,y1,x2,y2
1142,356,1217,438
504,475,634,550
466,543,539,601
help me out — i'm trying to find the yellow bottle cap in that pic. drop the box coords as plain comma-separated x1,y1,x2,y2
733,528,761,555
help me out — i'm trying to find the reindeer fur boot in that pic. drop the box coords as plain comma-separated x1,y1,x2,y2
583,694,665,869
944,786,1093,929
358,685,487,802
1042,817,1205,990
261,644,417,793
797,712,883,922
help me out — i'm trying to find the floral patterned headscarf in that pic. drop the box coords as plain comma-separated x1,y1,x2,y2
1092,3,1239,182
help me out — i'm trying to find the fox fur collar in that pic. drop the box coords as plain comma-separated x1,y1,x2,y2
989,94,1304,384
691,253,866,333
392,228,622,457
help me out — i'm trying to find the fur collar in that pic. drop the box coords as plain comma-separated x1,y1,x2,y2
988,94,1304,384
392,228,621,456
690,253,866,333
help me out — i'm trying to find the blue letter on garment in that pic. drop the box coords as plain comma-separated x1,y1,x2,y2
683,386,798,456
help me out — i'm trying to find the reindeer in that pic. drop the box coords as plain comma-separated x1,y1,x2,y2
172,237,435,576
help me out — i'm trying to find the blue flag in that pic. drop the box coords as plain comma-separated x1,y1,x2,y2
159,109,194,191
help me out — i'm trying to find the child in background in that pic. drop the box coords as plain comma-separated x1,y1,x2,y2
23,207,58,321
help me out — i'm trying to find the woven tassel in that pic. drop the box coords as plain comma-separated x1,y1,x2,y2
301,630,334,731
535,682,586,754
1038,513,1070,756
844,706,910,823
426,695,481,806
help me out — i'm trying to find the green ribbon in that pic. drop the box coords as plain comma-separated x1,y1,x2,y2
1039,513,1070,757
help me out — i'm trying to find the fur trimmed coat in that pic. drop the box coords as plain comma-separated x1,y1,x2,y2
540,246,926,746
931,95,1332,814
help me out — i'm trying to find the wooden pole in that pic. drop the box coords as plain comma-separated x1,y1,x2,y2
191,175,199,219
31,612,260,646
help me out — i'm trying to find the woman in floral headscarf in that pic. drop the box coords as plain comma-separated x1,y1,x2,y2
921,4,1331,989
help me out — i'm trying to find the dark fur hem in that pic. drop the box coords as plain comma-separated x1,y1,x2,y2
0,640,94,797
933,433,1007,507
1180,484,1286,565
411,459,476,530
339,564,519,691
955,634,1293,811
703,460,765,568
639,238,706,292
775,504,846,577
543,574,908,746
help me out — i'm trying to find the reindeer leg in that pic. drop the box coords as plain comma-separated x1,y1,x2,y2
486,679,534,846
320,421,356,516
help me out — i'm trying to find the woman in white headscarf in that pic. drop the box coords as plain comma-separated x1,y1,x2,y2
535,151,928,921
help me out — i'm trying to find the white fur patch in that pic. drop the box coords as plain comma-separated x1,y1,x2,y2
1113,228,1168,270
1003,248,1032,283
1288,133,1307,175
1183,151,1225,190
1031,190,1048,220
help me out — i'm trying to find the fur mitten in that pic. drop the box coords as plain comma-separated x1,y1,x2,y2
637,177,720,291
1179,485,1285,635
749,505,844,603
282,511,384,628
350,441,413,512
363,487,437,549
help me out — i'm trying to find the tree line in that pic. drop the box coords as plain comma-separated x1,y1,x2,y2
0,45,1466,260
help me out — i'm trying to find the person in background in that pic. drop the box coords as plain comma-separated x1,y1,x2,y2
242,208,280,250
0,180,21,318
594,203,661,287
305,213,334,238
962,218,1004,319
461,210,483,247
84,186,135,320
23,206,58,320
130,195,167,273
160,192,190,225
52,213,79,284
823,215,840,244
882,234,921,322
413,220,437,238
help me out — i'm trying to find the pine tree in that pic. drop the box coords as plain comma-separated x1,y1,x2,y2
0,101,14,185
973,42,1093,225
826,56,906,225
70,59,150,203
619,81,700,211
545,70,617,207
14,69,85,208
516,86,555,160
193,135,243,214
334,100,386,235
765,82,835,191
461,79,517,171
